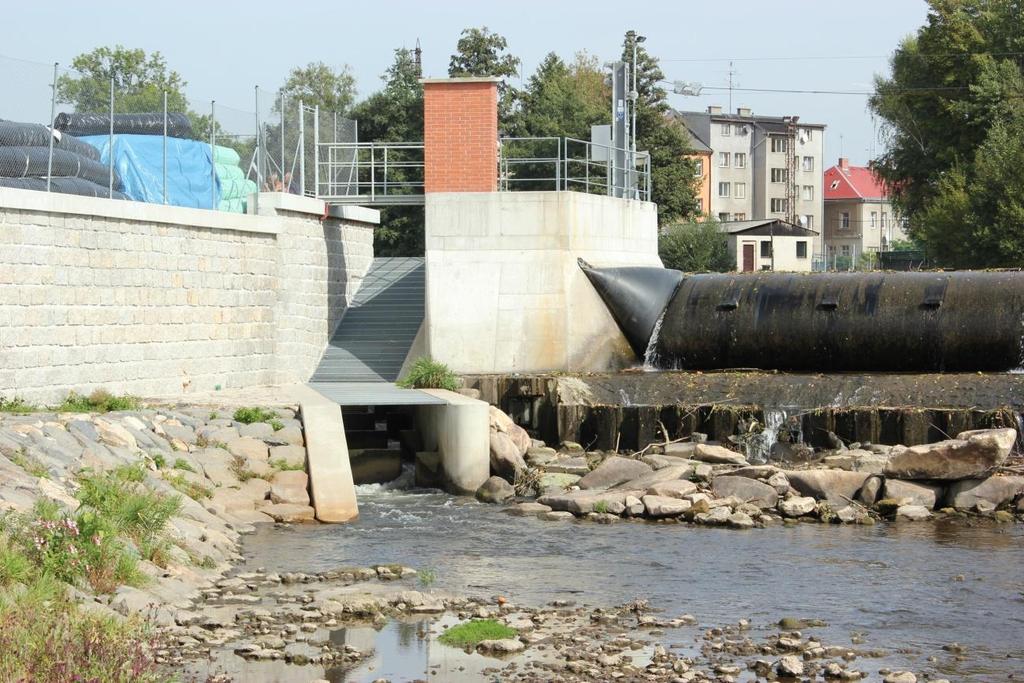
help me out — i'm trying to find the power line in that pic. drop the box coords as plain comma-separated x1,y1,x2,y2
661,50,1024,63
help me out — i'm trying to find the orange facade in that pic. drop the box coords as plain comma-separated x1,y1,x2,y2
690,151,712,218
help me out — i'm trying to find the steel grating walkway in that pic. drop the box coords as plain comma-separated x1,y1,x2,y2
311,257,425,384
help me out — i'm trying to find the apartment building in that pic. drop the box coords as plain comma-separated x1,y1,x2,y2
677,106,825,260
682,125,713,216
823,158,908,264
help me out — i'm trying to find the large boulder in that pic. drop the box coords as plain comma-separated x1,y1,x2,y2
691,444,748,465
712,475,778,509
821,449,889,474
225,437,269,461
883,428,1015,481
779,496,816,518
946,475,1024,510
857,475,884,505
544,456,590,476
785,469,871,508
489,406,531,455
270,471,310,506
577,456,652,490
646,480,698,499
489,432,527,482
476,476,515,504
537,489,643,515
881,479,942,509
641,495,692,518
261,503,315,523
614,464,692,491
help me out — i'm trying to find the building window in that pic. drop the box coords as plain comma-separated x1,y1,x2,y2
870,211,877,227
771,168,787,183
881,211,888,227
770,198,787,213
718,182,730,197
719,212,731,222
734,152,746,168
841,212,850,229
734,182,746,199
719,152,730,167
695,198,703,212
802,129,813,142
804,215,814,230
721,123,731,136
760,241,772,258
771,137,788,153
796,241,808,259
841,244,851,257
734,212,747,220
803,156,814,171
802,185,813,201
694,158,703,176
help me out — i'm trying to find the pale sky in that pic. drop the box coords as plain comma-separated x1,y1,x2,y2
1,0,931,166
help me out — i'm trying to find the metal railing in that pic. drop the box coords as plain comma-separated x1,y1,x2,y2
499,137,651,201
315,141,424,204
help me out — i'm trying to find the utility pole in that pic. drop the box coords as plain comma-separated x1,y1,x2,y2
414,38,422,78
628,31,646,199
727,61,737,112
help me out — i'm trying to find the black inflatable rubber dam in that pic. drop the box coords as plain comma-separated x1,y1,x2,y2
579,260,1024,372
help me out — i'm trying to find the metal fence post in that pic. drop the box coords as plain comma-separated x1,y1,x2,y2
279,93,285,191
108,78,114,198
162,91,168,204
313,105,319,200
210,100,216,210
44,62,59,193
254,85,261,215
298,99,305,196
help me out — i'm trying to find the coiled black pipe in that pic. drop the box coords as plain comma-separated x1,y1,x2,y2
55,112,194,139
0,146,121,189
0,176,126,199
0,120,100,160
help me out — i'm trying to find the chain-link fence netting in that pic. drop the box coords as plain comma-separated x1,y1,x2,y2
0,53,350,212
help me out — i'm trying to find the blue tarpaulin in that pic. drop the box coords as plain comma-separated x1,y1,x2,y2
80,134,219,209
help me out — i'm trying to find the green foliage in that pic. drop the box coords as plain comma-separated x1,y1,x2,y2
397,357,460,391
172,458,195,473
870,1,1024,266
349,48,426,257
518,52,608,140
448,27,522,128
276,61,356,114
0,396,39,413
229,455,259,482
149,453,166,469
659,219,733,273
417,567,438,588
438,619,518,647
164,473,212,500
0,583,170,683
593,500,610,514
0,536,32,586
269,419,284,431
57,389,140,413
8,448,49,479
621,33,700,224
887,238,920,251
270,458,305,472
233,406,278,424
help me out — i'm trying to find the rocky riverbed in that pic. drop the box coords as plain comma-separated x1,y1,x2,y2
481,405,1024,528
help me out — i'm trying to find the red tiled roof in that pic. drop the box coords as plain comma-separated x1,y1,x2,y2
824,163,888,201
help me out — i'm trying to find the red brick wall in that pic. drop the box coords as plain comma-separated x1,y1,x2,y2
423,80,498,193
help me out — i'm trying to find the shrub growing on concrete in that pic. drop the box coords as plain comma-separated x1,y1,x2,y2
233,406,279,424
397,357,460,391
57,389,141,413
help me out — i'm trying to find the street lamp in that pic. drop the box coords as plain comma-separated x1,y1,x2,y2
627,31,646,199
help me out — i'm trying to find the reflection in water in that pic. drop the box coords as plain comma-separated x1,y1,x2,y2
240,490,1024,682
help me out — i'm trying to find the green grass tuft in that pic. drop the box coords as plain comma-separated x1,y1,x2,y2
56,389,141,413
233,407,278,424
397,357,460,391
8,449,49,479
269,458,305,472
0,396,39,413
164,473,212,500
438,619,518,647
172,458,195,473
269,418,284,431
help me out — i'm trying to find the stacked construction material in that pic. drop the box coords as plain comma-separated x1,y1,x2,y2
0,120,125,198
213,145,258,213
70,112,216,209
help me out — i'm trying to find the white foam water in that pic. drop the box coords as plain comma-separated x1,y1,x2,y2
642,311,666,369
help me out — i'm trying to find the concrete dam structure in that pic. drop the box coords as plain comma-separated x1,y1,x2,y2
580,260,1024,372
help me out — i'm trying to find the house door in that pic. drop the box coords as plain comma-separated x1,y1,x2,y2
742,243,755,272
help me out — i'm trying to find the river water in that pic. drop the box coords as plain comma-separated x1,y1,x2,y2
241,488,1024,682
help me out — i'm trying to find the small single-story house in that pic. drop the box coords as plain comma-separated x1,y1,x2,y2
722,219,819,272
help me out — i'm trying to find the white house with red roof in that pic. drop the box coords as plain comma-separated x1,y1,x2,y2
823,158,908,265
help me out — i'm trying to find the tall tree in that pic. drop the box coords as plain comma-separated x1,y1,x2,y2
659,218,733,272
870,0,1024,266
350,48,426,256
518,51,608,139
448,26,521,130
276,62,356,114
56,46,188,114
620,33,700,223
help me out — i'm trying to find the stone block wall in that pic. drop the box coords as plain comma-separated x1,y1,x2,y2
0,189,376,403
